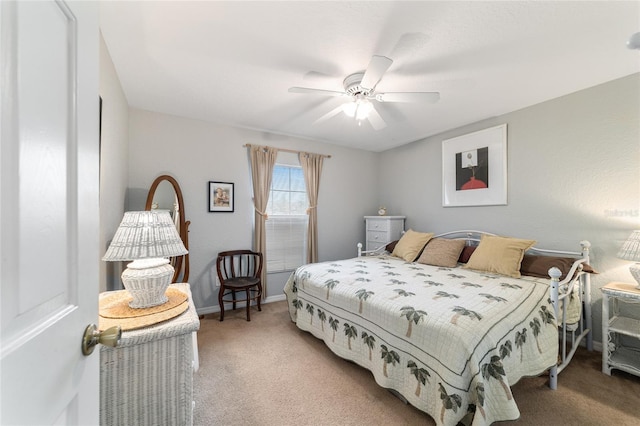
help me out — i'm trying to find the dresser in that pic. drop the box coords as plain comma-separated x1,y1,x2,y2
601,282,640,378
100,283,200,426
364,216,405,251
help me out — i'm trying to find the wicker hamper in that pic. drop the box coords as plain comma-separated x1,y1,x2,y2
99,284,199,426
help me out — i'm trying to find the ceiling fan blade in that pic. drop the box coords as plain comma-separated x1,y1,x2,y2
374,91,440,103
313,105,344,125
360,55,393,90
367,105,387,131
288,87,347,97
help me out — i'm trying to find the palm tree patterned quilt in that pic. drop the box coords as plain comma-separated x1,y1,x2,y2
284,255,561,426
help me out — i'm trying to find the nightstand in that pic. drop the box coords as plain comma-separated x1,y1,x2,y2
364,216,405,251
601,282,640,377
99,283,200,426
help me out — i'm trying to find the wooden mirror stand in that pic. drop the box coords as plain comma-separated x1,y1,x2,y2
145,175,190,283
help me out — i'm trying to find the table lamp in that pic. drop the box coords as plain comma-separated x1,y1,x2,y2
628,32,640,50
617,230,640,289
103,211,188,308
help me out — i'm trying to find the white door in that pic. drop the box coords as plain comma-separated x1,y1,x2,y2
1,1,100,424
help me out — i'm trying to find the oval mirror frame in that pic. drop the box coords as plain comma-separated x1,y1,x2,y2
145,175,190,283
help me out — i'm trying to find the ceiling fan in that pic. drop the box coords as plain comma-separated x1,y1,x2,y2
288,55,440,130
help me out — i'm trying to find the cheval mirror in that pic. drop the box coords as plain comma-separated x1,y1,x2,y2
145,175,190,283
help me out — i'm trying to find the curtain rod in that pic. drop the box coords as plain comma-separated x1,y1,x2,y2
243,144,331,158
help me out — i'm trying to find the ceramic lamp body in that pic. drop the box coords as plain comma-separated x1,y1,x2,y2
122,258,174,308
617,230,640,289
630,263,640,289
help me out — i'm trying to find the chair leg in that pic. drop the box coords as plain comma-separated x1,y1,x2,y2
245,288,251,321
257,284,262,312
218,287,225,322
232,290,236,311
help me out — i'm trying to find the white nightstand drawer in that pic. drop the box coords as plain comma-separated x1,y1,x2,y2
367,241,387,252
367,230,388,243
367,219,390,232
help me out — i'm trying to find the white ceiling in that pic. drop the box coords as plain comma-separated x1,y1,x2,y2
100,1,640,152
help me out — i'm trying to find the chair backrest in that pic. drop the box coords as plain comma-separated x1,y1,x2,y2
216,250,263,282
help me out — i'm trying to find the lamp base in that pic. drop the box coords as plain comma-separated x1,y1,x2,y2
121,258,174,308
630,263,640,290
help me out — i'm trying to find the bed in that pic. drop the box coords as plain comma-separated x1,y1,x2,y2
283,230,593,426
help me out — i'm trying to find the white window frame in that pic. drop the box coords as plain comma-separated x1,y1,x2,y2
266,161,308,273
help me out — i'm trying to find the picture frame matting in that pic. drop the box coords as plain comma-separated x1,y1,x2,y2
208,181,234,212
442,124,507,207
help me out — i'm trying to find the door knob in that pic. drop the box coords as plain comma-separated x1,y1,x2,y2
81,324,121,356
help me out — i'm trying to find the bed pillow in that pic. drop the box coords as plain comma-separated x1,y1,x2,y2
385,240,399,253
458,245,476,263
520,255,597,280
391,229,434,262
416,238,466,267
464,234,536,278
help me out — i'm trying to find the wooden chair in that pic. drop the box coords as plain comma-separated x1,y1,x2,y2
216,250,263,321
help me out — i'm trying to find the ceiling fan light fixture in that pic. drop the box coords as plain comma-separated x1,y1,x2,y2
356,100,373,120
342,102,357,117
343,94,373,120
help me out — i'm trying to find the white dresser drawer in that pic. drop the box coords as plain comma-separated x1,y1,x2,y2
367,230,389,243
363,216,405,252
367,219,390,232
366,241,387,252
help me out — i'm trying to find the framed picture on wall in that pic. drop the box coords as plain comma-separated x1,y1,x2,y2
208,181,234,212
442,124,507,207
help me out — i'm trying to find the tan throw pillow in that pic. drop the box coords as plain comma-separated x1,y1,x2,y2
417,238,466,267
464,234,536,278
391,229,434,262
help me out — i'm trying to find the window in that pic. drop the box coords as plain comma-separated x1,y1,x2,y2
265,164,308,272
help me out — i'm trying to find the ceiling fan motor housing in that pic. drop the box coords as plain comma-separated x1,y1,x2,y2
343,72,370,97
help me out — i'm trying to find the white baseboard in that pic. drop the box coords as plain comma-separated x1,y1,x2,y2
592,340,603,352
265,294,287,304
196,293,287,316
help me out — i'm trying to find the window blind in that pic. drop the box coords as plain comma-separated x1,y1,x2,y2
266,163,308,272
266,215,308,272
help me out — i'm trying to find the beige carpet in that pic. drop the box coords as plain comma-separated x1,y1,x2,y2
194,301,640,425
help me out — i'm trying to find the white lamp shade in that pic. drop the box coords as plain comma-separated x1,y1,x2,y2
103,211,187,261
627,32,640,50
617,230,640,262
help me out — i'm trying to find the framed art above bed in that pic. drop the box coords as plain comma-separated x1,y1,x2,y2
442,124,507,207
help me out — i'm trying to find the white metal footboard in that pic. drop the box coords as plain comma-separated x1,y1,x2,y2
356,242,388,257
547,241,592,389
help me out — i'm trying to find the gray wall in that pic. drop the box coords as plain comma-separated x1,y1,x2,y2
126,109,379,312
378,73,640,345
98,33,130,292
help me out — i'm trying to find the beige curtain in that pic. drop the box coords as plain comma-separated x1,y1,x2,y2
248,145,278,298
299,152,324,264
